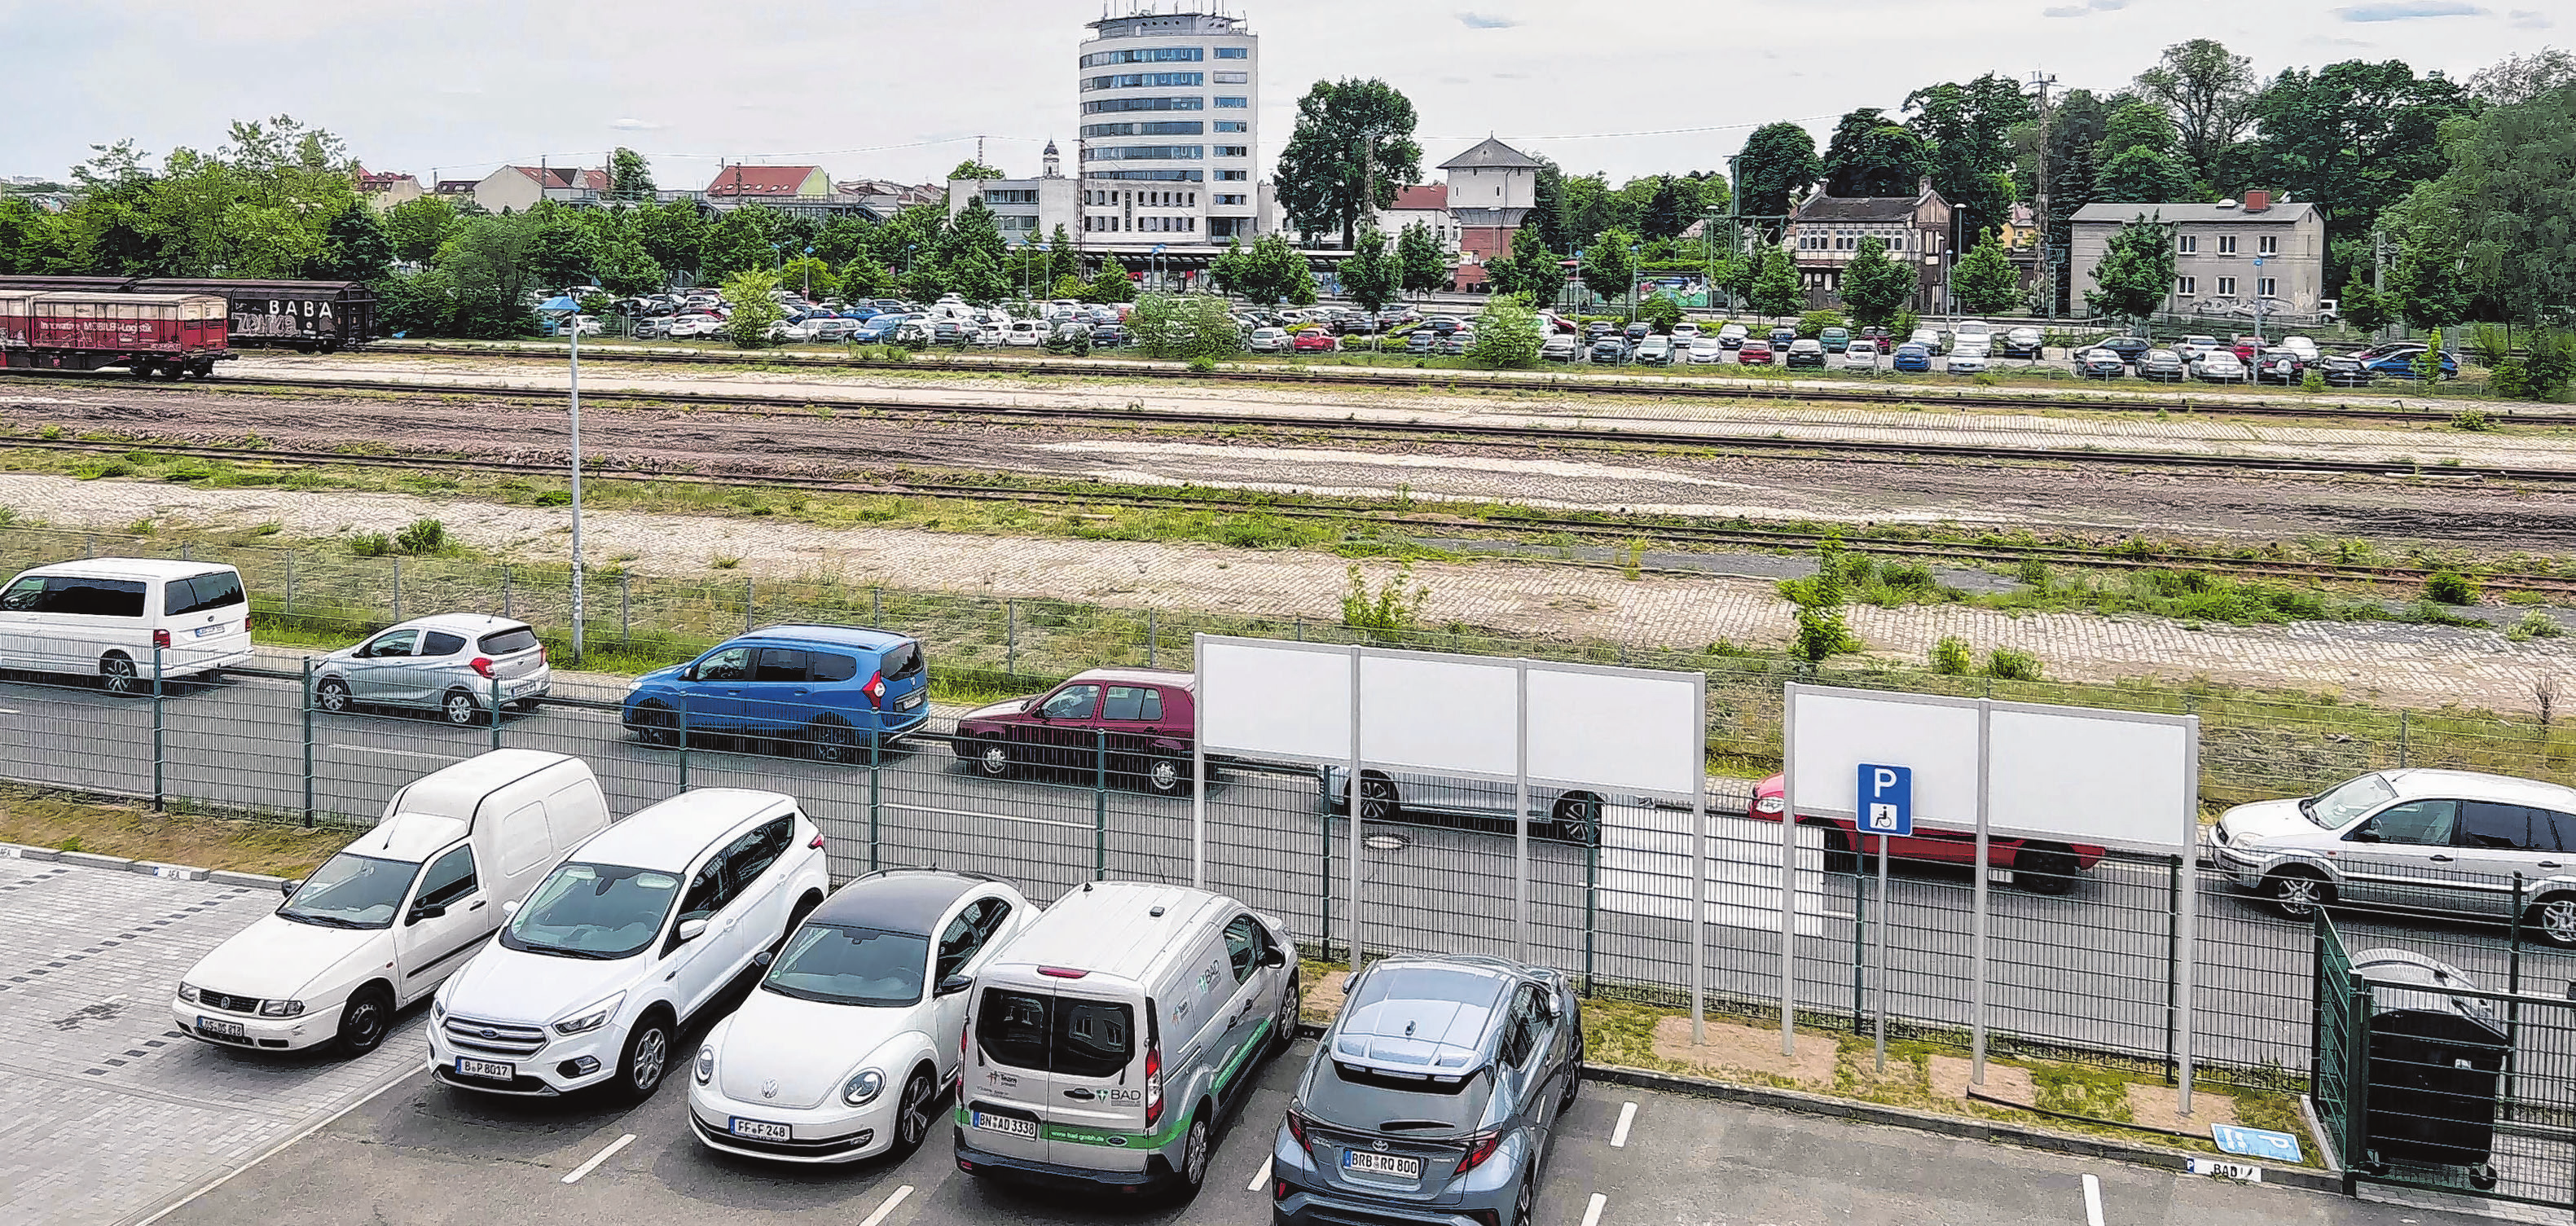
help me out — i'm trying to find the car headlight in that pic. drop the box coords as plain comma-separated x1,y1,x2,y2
1753,796,1786,815
259,1000,305,1017
696,1044,715,1085
842,1068,886,1107
552,991,626,1036
178,983,200,1004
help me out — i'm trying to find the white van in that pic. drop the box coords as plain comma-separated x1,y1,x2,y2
956,881,1299,1200
174,750,610,1057
0,558,253,691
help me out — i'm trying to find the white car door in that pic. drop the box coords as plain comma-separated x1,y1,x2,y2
396,842,493,1002
931,896,1017,1074
663,848,740,1017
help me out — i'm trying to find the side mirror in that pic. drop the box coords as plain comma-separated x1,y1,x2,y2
937,973,974,997
407,903,447,924
752,950,773,968
280,879,301,897
1262,947,1288,969
501,899,521,916
676,918,709,943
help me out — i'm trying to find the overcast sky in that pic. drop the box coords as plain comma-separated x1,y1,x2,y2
0,0,2549,191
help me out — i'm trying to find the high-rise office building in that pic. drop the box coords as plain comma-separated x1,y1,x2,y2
1075,7,1259,248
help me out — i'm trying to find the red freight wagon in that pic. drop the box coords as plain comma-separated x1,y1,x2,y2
0,291,231,379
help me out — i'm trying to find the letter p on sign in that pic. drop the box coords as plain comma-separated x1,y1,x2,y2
1857,763,1912,837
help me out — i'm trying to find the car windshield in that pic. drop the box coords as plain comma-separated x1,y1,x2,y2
2307,774,2397,828
279,852,416,929
1305,1061,1496,1137
762,923,931,1006
501,862,680,960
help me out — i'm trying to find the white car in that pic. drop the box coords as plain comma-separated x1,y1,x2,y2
1004,320,1045,347
2283,335,2321,362
689,869,1031,1163
1672,321,1701,341
1686,337,1725,364
2195,350,2249,382
429,789,830,1101
1946,349,1989,374
1840,340,1882,368
1908,327,1946,354
667,314,725,339
1717,323,1748,349
1247,327,1290,354
176,753,609,1056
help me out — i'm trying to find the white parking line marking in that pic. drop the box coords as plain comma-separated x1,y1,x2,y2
857,1184,915,1226
1610,1101,1637,1148
560,1132,635,1184
326,744,468,762
2081,1173,2104,1226
1580,1192,1607,1226
1248,1157,1273,1192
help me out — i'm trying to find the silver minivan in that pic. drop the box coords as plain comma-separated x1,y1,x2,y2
312,613,550,724
956,881,1299,1200
2212,768,2576,944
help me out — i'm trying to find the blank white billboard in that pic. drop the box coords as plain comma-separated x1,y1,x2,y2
1526,669,1702,797
1989,705,2193,850
1357,653,1519,777
1198,639,1351,762
1599,805,1838,936
1785,689,1982,826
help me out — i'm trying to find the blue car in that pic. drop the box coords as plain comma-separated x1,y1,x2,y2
1892,342,1932,373
854,314,912,344
2359,345,2459,380
622,625,930,761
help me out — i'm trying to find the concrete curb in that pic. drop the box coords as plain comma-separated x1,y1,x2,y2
59,850,138,872
1577,1062,2343,1196
2,843,279,890
209,869,289,890
1,843,62,862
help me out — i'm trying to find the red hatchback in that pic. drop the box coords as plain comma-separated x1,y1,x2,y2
952,667,1198,793
1737,339,1774,365
1750,773,2104,893
1291,329,1339,353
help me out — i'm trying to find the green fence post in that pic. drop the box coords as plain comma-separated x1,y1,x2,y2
1853,863,1868,1033
2508,873,2526,1126
677,705,691,793
502,568,513,619
2345,984,2373,1193
391,556,402,622
1007,601,1018,679
490,673,503,753
301,657,315,827
620,572,631,646
150,644,165,812
2165,855,2182,1084
745,578,754,634
1321,793,1334,963
1147,609,1157,669
2399,710,2409,768
1582,829,1598,997
285,553,297,618
868,732,882,872
872,587,881,629
1095,729,1109,881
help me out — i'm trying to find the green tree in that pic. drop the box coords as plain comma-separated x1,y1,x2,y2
1822,108,1929,198
1735,122,1822,228
1481,224,1559,301
1641,175,1708,239
947,159,1005,182
1638,292,1683,332
2134,40,2261,189
1274,78,1422,244
1840,235,1914,327
1087,254,1135,303
430,213,541,337
2254,59,2476,291
1466,293,1544,367
1952,231,2020,314
1749,244,1803,319
2340,282,2393,333
1337,226,1398,314
2084,212,2177,325
949,249,1009,305
608,147,655,203
777,255,838,301
2099,102,2179,161
1904,73,2033,248
311,204,393,283
591,226,665,297
2433,83,2576,324
2091,147,2196,204
632,198,706,281
383,195,460,266
1396,221,1450,295
0,196,63,274
700,204,786,281
1128,292,1243,361
1212,233,1315,305
720,267,784,347
1576,228,1637,305
2469,48,2576,106
839,251,892,299
2381,182,2474,330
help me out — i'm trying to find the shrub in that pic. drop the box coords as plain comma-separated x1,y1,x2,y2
2301,370,2326,393
393,516,446,556
2469,322,2513,368
1468,294,1545,367
1796,310,1848,338
2512,609,2565,640
2450,407,2494,432
2424,569,2479,605
1881,560,1936,591
1981,648,2043,681
349,532,392,557
2016,557,2051,589
1342,562,1428,635
1932,635,1973,675
1791,603,1860,662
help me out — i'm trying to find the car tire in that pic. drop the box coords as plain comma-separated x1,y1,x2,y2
631,703,679,748
315,678,354,714
1511,1173,1536,1226
335,984,393,1057
1147,757,1187,796
99,653,138,695
1559,1024,1585,1113
442,689,481,726
2265,869,2333,920
1269,972,1300,1058
977,736,1013,778
805,720,858,765
1358,775,1400,824
1551,793,1602,846
890,1066,939,1159
616,1012,673,1104
2529,895,2576,949
1172,1111,1211,1203
2016,846,2080,894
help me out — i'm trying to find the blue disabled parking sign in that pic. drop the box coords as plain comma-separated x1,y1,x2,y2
1857,764,1912,837
2210,1123,2303,1163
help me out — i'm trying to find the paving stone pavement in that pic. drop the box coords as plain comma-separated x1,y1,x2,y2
0,855,424,1226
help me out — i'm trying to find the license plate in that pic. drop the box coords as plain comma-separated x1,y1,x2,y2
1343,1149,1421,1179
195,625,220,637
508,679,539,696
729,1118,791,1141
455,1057,514,1082
196,1015,247,1039
972,1111,1039,1140
896,692,924,710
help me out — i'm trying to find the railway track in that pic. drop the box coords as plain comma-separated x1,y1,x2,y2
363,338,2543,426
8,431,2572,598
10,370,2574,486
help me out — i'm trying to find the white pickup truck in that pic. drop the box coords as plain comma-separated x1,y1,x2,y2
174,750,611,1057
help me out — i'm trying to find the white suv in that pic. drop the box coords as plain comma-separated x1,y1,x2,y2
429,789,829,1101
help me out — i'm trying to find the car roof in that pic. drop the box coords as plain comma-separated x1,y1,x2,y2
1329,956,1523,1075
575,789,795,872
1066,666,1196,690
735,624,917,652
15,558,238,582
391,613,533,635
2385,769,2576,810
811,868,1000,936
989,881,1233,987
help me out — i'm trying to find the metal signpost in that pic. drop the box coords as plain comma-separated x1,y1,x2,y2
1858,763,1913,1071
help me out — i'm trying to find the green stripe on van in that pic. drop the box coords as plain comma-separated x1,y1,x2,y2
979,1022,1275,1151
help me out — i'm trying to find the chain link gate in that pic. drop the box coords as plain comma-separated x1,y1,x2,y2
2313,912,2362,1184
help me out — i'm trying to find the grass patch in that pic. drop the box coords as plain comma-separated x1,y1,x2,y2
0,786,349,877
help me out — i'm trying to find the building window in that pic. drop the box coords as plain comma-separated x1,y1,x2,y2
2257,235,2278,256
1215,96,1248,108
2217,235,2238,255
2177,275,2196,295
2215,276,2235,297
1084,145,1204,160
1083,96,1204,114
1082,121,1203,138
1214,121,1246,133
1215,193,1246,205
2258,276,2276,297
1082,72,1206,91
983,190,1037,204
1093,169,1203,182
1888,236,1902,251
1080,47,1203,67
1213,72,1247,84
1214,145,1247,157
2177,235,2197,254
1216,169,1247,181
1214,46,1248,59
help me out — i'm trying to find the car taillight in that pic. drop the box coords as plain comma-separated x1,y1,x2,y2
152,629,171,648
1284,1105,1311,1152
1754,795,1786,815
538,644,549,664
1144,1045,1164,1128
1274,1180,1290,1202
1453,1130,1501,1175
864,671,886,709
470,657,495,678
809,833,825,850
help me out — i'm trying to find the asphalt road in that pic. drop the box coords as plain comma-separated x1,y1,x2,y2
5,666,2570,1084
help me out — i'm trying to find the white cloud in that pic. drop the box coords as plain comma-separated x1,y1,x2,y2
608,118,663,132
2042,0,2130,16
2333,0,2485,20
1457,11,1519,28
2508,8,2552,26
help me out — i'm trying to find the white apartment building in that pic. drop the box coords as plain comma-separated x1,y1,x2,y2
1075,7,1260,253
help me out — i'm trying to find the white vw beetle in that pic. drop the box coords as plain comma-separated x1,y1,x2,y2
689,869,1031,1162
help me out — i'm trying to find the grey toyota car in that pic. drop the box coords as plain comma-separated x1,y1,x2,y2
1270,954,1583,1226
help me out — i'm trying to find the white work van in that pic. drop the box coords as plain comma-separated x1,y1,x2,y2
0,558,253,691
173,750,610,1057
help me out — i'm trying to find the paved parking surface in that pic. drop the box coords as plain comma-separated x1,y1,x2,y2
0,856,425,1226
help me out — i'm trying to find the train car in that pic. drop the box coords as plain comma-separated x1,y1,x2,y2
0,276,376,352
0,292,231,378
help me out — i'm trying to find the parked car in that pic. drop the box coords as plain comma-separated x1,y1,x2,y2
1891,342,1932,373
1405,329,1441,355
1003,319,1045,347
1271,955,1584,1226
2252,348,2307,384
1587,337,1629,364
2361,345,2459,380
2075,348,2128,379
1089,323,1129,348
1767,325,1797,349
1426,316,1466,336
2097,336,2153,365
1671,321,1700,341
1717,323,1748,349
1290,329,1338,354
956,881,1299,1198
2228,336,2264,363
1750,775,2103,891
2281,336,2322,363
0,558,250,692
2318,354,2374,388
1538,333,1580,363
1819,326,1852,354
689,868,1031,1163
2174,335,2222,363
1322,767,1607,846
1840,340,1881,369
2194,349,2249,382
1622,322,1652,345
1859,326,1892,345
429,789,833,1101
1686,336,1725,365
2138,349,2187,382
1906,327,1945,356
1436,330,1476,357
1950,319,1993,348
1945,349,1989,375
1737,339,1774,366
312,614,550,725
1783,338,1826,368
953,667,1197,793
621,626,930,762
1247,328,1290,354
1998,327,2045,358
2211,769,2576,945
1633,335,1675,366
1581,320,1618,344
177,751,610,1057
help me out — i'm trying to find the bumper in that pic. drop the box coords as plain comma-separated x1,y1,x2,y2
955,1133,1173,1192
428,1026,622,1096
160,644,254,679
172,998,342,1051
1273,1186,1485,1226
688,1093,889,1163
